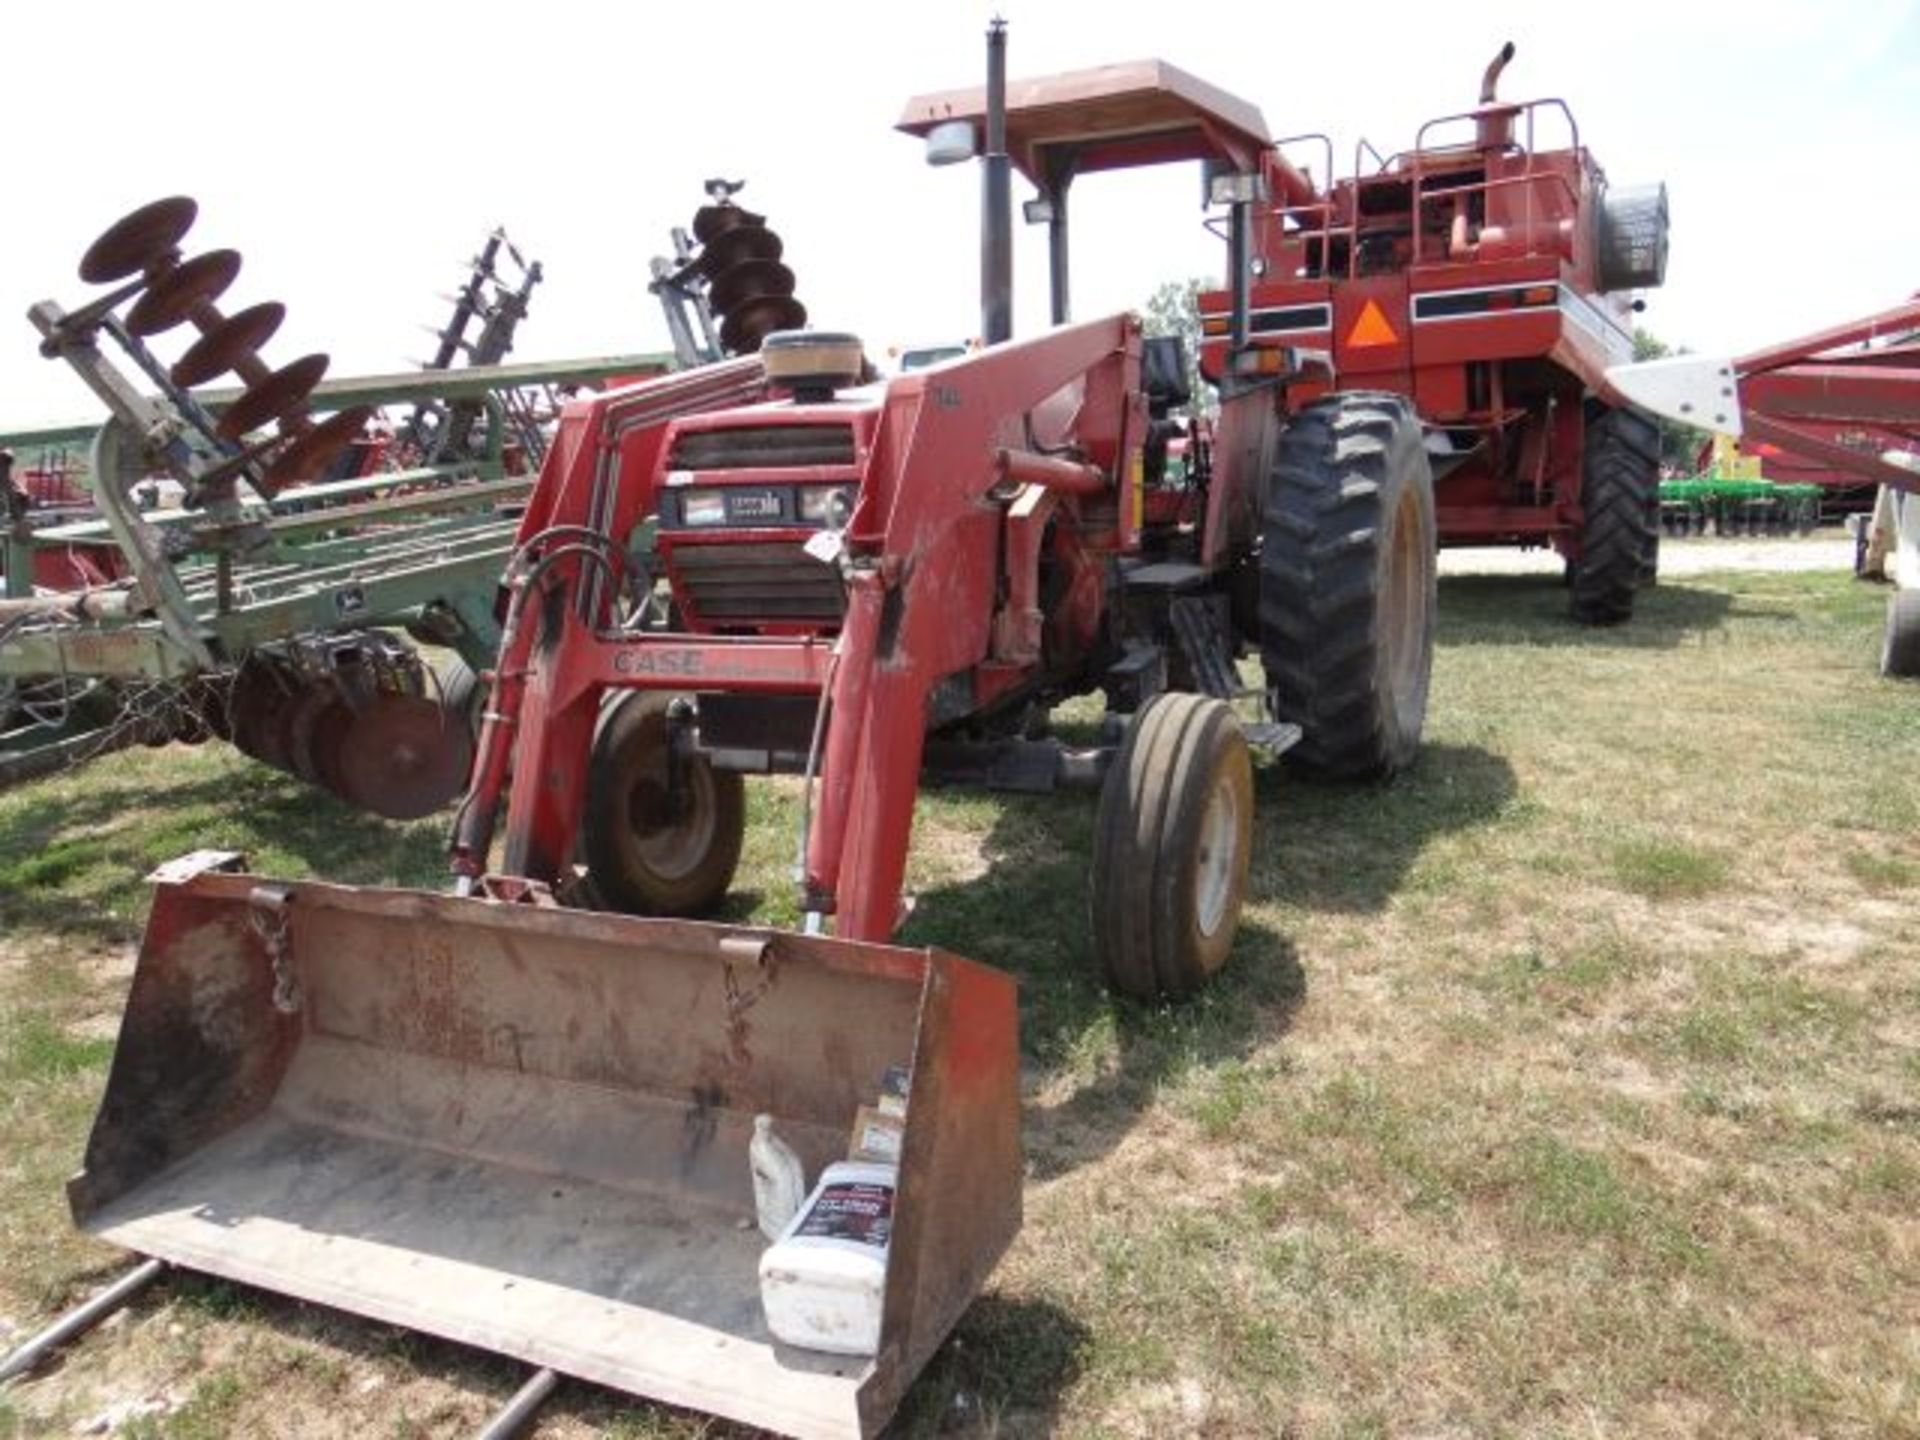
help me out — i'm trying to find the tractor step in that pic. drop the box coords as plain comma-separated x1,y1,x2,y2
1119,560,1213,591
1241,719,1303,755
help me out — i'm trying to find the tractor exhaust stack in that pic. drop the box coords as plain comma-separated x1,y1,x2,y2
1479,39,1516,103
980,18,1013,346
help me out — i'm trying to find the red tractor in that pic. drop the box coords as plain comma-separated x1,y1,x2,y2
454,34,1448,1000
50,30,1672,1439
466,37,1673,977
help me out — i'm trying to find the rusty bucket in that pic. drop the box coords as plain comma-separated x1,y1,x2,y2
71,853,1021,1440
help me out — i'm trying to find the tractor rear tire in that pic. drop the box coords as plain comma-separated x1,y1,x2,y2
1881,591,1920,678
1090,693,1253,1001
1260,391,1437,779
584,691,745,916
1571,406,1659,624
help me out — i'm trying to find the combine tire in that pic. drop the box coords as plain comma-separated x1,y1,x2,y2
1260,391,1436,779
1090,693,1253,1001
584,691,744,916
1637,485,1661,588
1571,406,1659,624
1882,591,1920,678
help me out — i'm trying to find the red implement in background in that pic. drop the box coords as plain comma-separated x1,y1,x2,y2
1610,298,1920,496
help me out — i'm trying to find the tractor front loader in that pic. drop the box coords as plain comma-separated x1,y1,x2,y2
34,25,1437,1440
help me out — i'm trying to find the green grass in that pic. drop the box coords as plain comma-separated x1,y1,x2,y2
0,561,1916,1437
1845,849,1919,891
1610,836,1732,899
0,1012,114,1083
121,1370,244,1440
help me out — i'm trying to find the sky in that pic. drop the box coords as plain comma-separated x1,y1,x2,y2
3,0,1916,428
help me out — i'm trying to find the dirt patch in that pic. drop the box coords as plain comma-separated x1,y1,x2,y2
1441,535,1856,577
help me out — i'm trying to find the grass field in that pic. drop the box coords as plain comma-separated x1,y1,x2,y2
2,560,1917,1438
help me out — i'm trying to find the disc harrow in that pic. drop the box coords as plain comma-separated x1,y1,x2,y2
34,195,368,504
5,196,672,800
649,179,809,365
223,631,476,819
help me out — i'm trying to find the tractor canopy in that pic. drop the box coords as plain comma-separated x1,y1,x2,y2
896,58,1313,204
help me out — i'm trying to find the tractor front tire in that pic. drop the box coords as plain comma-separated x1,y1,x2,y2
1881,590,1920,678
1260,391,1437,779
584,691,745,916
1571,406,1659,624
1090,694,1253,1002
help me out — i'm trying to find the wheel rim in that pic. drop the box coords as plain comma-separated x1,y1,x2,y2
617,735,720,883
1383,485,1428,716
1194,772,1239,940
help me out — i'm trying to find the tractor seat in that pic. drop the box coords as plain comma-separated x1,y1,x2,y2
1142,335,1191,418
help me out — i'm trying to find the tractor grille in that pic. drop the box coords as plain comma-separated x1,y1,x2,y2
671,542,845,622
670,425,856,471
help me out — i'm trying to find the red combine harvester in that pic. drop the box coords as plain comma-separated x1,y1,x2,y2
1184,41,1670,621
902,42,1668,618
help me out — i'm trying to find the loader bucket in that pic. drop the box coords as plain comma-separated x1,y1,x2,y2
71,852,1021,1440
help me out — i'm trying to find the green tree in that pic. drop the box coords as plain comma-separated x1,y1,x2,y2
1142,277,1215,418
1631,327,1709,472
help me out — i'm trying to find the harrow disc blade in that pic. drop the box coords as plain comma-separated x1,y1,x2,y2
334,694,474,819
171,301,286,387
720,295,807,355
79,196,197,283
691,201,765,246
707,257,795,315
264,406,374,489
282,684,352,789
700,224,782,276
217,353,329,441
308,709,356,796
228,663,293,769
125,249,242,336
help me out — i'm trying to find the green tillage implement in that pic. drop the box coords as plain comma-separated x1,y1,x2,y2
0,354,671,792
1657,475,1821,538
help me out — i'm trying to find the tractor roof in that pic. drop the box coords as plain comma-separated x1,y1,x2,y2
897,60,1273,183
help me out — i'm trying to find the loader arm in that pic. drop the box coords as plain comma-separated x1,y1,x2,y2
807,315,1142,938
461,315,1142,941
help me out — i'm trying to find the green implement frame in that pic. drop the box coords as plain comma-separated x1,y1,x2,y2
1,353,670,786
1657,474,1822,538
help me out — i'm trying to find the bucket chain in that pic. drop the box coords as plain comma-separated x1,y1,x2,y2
247,885,302,1014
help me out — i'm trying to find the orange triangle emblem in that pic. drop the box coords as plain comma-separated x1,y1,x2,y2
1346,299,1399,348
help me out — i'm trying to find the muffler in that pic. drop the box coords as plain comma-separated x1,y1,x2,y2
71,851,1020,1440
